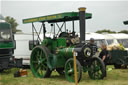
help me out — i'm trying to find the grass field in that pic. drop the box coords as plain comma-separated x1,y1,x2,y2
0,66,128,85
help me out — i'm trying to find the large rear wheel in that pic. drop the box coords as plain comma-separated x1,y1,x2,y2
30,46,52,78
88,57,106,80
65,58,82,82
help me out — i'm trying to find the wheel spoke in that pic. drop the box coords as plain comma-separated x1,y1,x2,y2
37,51,40,56
36,64,41,71
36,51,40,61
41,64,47,69
37,67,43,76
36,62,47,77
41,58,47,63
40,50,43,59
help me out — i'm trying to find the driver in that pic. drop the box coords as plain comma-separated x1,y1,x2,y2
88,38,98,55
89,38,95,45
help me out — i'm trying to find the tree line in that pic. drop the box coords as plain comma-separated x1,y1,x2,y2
95,29,128,34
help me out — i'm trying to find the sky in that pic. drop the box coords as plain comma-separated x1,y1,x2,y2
0,0,1,13
1,0,128,33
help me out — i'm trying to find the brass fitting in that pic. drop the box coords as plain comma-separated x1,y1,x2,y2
78,7,86,11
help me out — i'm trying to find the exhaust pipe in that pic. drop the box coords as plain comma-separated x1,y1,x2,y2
78,7,86,43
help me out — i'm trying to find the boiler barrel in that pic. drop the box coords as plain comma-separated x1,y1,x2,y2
57,47,74,58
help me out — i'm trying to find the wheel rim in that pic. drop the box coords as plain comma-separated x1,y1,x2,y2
30,46,48,78
88,58,104,79
65,59,81,82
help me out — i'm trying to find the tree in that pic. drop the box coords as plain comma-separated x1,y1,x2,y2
5,16,22,33
118,30,128,34
96,29,116,34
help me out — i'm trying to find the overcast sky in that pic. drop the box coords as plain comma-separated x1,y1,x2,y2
1,1,128,33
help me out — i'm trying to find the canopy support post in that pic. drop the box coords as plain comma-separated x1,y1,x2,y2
64,21,66,32
54,23,55,38
32,22,34,46
43,23,46,39
72,20,75,37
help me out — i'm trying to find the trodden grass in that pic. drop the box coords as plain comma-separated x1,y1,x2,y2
0,66,128,85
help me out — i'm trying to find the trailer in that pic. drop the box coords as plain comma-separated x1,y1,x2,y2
106,33,128,50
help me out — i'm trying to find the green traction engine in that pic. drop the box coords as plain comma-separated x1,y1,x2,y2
23,7,106,82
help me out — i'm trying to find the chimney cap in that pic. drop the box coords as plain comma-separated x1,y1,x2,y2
78,7,86,11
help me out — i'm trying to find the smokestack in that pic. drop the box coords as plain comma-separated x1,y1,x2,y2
78,7,86,43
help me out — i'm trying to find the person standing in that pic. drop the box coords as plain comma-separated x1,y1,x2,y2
99,44,108,77
99,44,108,66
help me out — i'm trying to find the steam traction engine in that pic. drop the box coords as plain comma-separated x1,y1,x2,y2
23,7,106,82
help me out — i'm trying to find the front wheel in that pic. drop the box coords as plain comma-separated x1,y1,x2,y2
88,57,106,80
65,58,82,82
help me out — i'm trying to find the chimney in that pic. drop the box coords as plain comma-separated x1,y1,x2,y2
78,7,86,43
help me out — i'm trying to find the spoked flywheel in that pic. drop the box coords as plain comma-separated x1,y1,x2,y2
65,58,82,82
30,46,52,78
88,57,106,80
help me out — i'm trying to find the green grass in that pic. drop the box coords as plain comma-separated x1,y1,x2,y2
0,66,128,85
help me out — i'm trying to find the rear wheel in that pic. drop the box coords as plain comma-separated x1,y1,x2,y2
88,57,106,80
30,46,52,78
65,58,82,82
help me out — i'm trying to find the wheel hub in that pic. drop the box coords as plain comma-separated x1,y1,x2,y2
68,69,74,75
38,60,41,64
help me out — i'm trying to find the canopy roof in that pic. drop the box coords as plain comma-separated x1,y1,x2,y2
124,21,128,25
23,12,92,24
